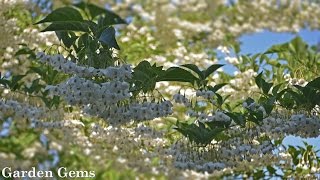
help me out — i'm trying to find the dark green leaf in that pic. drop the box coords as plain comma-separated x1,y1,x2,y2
15,47,34,56
55,31,78,48
0,79,10,87
98,27,120,50
41,21,91,32
272,83,283,96
306,76,320,90
41,95,61,109
203,64,224,79
255,72,273,94
174,121,224,145
131,61,164,93
245,97,255,106
159,67,199,84
181,64,204,79
74,2,126,24
36,7,83,24
225,112,246,127
208,83,228,93
216,93,223,106
261,96,276,114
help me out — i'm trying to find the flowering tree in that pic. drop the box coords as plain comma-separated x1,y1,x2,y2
0,0,320,179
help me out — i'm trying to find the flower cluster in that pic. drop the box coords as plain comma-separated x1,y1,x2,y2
31,119,84,129
45,75,131,106
170,137,276,173
168,96,320,174
196,90,215,100
173,93,191,106
36,52,132,80
283,73,309,87
36,53,173,125
0,99,46,120
43,73,173,125
261,115,320,138
191,110,231,123
95,101,173,125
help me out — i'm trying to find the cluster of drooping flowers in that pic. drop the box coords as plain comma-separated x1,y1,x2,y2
91,101,173,126
36,52,173,125
169,136,276,173
170,113,320,174
43,76,173,125
196,90,216,104
168,85,320,175
45,75,131,106
37,52,132,80
260,114,320,138
0,99,46,120
283,73,308,87
83,123,175,175
31,119,85,130
173,93,191,106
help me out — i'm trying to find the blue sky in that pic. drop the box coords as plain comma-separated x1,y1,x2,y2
239,29,320,54
220,29,320,74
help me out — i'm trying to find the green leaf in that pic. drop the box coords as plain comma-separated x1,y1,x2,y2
255,72,273,94
174,121,224,145
55,31,78,48
36,7,83,24
208,83,227,93
216,93,223,106
203,64,224,79
159,67,199,84
289,36,307,54
41,95,61,109
247,110,264,124
225,112,246,127
306,76,320,90
99,27,120,50
131,61,164,93
261,96,276,114
264,43,289,54
74,2,126,24
12,74,25,86
206,117,232,129
24,78,44,94
97,12,126,26
15,47,35,56
272,83,283,97
279,89,297,109
253,170,265,179
181,64,204,79
41,21,91,32
0,79,10,87
267,59,281,67
245,97,255,105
